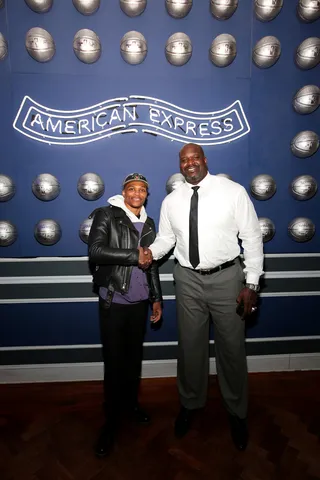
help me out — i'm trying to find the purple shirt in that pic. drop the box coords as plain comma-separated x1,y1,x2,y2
99,221,149,304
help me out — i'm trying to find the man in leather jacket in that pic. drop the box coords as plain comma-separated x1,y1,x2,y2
88,173,162,458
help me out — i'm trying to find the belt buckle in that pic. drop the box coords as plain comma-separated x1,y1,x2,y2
199,268,212,275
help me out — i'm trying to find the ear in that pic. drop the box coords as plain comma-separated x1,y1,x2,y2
122,189,125,197
204,157,208,165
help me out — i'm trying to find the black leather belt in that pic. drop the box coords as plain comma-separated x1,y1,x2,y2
184,259,236,276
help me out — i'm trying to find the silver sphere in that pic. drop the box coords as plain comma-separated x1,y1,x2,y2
210,34,237,68
250,174,276,200
34,219,61,246
210,0,238,20
216,173,233,180
296,37,320,70
0,33,8,61
32,173,60,201
120,0,147,17
258,217,275,243
120,31,147,65
253,36,281,68
254,0,283,22
77,173,105,201
298,0,320,23
291,131,319,158
25,27,55,63
293,85,320,115
166,0,193,19
72,0,100,15
79,217,93,244
0,221,17,247
290,175,318,201
288,217,315,243
165,32,192,66
25,0,53,13
0,175,15,202
73,29,101,64
166,173,185,194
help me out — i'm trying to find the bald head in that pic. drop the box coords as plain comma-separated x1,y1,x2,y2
179,143,205,158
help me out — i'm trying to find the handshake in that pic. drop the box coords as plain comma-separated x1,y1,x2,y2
138,247,153,270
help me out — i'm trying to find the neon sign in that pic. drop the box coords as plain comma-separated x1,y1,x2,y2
13,95,250,146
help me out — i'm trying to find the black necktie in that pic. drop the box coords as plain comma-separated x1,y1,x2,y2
189,186,200,269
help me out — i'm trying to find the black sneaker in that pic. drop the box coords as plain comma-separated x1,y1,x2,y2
131,405,151,424
94,423,115,458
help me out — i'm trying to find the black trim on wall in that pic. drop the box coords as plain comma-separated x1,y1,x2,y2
1,339,320,366
1,255,320,277
0,277,319,300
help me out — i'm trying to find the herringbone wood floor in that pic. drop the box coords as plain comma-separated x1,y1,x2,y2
1,372,320,480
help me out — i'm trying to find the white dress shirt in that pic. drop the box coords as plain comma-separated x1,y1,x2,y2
150,173,264,285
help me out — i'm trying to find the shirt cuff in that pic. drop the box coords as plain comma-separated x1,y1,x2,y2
245,273,260,285
149,244,160,261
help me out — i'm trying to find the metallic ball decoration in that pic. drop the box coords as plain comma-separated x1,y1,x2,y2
254,0,283,22
288,217,315,243
77,173,105,201
73,29,101,64
120,31,147,65
166,0,193,19
210,34,237,68
165,32,192,66
72,0,100,15
120,0,147,17
293,85,320,115
216,173,233,180
250,174,276,200
0,33,8,61
253,36,281,68
290,131,319,158
297,0,320,23
296,37,320,70
0,175,15,202
25,0,53,13
210,0,238,20
32,173,60,201
0,221,17,247
258,217,275,243
166,173,185,194
79,217,93,244
25,27,55,63
34,219,61,246
290,175,318,201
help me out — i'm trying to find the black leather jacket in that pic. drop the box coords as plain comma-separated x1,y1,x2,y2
88,206,162,307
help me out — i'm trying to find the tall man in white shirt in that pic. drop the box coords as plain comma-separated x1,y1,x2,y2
140,143,264,450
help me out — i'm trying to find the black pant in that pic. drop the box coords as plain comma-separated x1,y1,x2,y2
99,299,149,422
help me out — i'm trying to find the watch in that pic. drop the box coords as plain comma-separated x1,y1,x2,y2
245,283,260,292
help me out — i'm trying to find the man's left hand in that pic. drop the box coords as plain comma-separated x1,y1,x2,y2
236,287,258,319
150,302,162,323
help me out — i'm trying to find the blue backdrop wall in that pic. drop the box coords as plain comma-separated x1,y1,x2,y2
0,0,319,381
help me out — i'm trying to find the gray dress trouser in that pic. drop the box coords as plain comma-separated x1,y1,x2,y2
173,259,248,419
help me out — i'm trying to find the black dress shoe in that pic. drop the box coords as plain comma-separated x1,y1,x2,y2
228,414,248,451
174,407,194,438
131,405,151,424
94,424,115,458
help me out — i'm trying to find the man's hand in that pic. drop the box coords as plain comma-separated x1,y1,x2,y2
150,301,162,323
236,287,258,320
138,247,153,270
